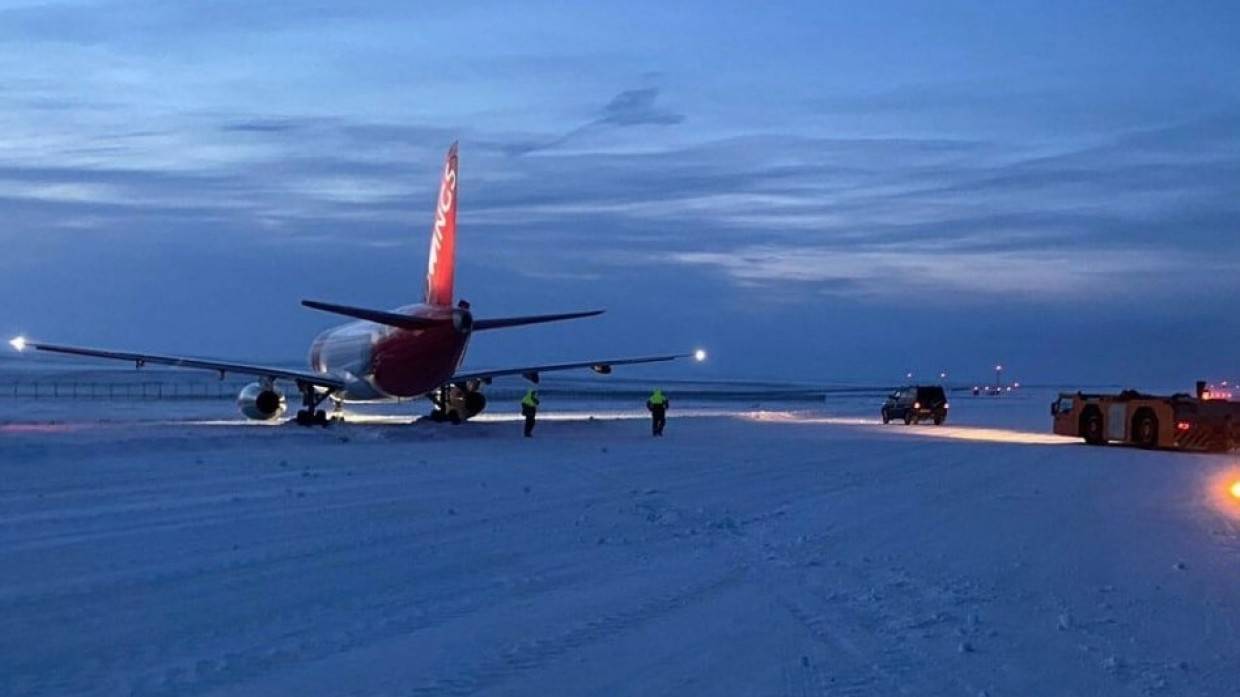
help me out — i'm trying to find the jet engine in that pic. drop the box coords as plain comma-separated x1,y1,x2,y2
461,389,487,418
236,382,287,421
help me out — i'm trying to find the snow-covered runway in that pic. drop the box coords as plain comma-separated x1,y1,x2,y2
3,400,1239,696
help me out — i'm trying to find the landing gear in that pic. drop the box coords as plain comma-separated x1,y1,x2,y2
426,383,486,424
293,382,335,427
294,408,329,426
427,385,463,424
428,386,446,422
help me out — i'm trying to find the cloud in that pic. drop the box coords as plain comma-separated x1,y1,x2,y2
664,244,1236,301
221,119,308,134
0,2,400,45
596,87,685,127
0,90,1237,321
0,3,1237,383
503,87,685,155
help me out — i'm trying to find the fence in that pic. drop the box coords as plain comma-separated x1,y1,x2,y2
2,380,254,401
0,379,834,403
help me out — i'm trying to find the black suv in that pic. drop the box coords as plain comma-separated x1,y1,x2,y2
882,385,949,425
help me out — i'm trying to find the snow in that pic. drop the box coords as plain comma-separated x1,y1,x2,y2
2,389,1240,696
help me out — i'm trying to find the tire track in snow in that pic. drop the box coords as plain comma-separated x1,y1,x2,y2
0,476,618,608
3,449,679,694
604,452,997,696
405,567,748,696
4,495,624,694
119,563,600,697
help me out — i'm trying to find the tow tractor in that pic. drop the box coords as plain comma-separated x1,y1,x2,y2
1052,381,1240,452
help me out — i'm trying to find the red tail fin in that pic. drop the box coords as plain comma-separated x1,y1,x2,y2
425,142,458,306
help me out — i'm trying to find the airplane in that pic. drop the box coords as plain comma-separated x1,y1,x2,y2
8,143,705,426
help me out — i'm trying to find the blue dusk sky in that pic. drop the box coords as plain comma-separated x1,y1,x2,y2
1,1,1238,386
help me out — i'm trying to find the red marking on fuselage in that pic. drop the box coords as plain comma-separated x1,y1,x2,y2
370,324,468,397
308,302,469,400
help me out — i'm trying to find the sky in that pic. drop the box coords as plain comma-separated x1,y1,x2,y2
1,0,1238,387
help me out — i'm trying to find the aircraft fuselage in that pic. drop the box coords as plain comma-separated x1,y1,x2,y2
308,303,470,401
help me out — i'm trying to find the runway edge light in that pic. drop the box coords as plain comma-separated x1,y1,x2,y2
9,336,26,352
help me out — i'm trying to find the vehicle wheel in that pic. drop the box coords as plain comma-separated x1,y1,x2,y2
1081,409,1105,445
903,411,915,425
1133,412,1158,449
314,409,328,426
881,409,890,424
1204,433,1227,453
294,409,310,426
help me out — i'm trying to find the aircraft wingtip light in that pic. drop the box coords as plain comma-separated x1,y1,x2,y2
693,348,708,362
9,336,27,352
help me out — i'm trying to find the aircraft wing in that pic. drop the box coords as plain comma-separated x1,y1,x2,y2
9,339,346,390
451,353,695,384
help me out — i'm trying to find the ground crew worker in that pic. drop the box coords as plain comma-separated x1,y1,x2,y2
521,389,540,437
646,388,669,437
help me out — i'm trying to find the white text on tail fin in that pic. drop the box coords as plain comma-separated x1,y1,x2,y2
425,142,458,306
